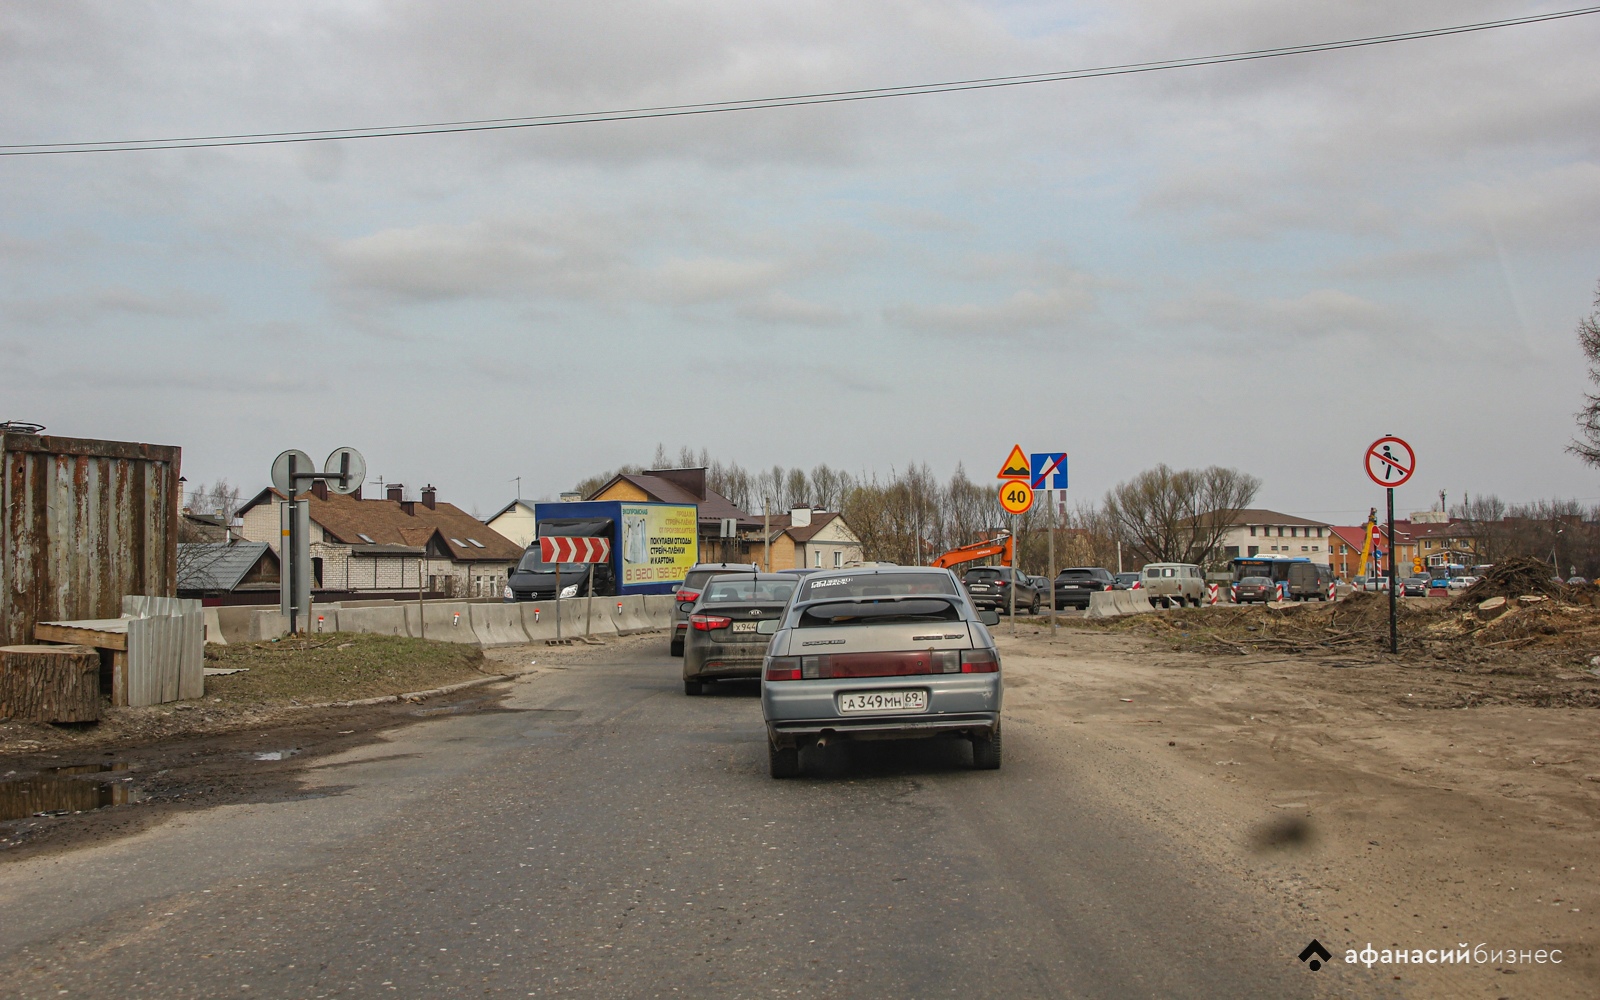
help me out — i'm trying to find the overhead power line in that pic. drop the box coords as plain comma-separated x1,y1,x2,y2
5,5,1598,156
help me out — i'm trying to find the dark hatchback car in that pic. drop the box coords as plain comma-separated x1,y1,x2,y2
1054,567,1115,609
963,566,1042,614
669,563,760,656
1233,575,1274,604
681,573,800,695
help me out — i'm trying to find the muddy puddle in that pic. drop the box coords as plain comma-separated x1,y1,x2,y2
0,763,139,822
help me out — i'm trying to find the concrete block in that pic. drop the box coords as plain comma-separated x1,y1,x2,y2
340,605,408,637
1086,591,1123,618
421,603,478,644
468,603,530,647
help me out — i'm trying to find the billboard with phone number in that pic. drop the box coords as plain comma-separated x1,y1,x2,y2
621,504,698,585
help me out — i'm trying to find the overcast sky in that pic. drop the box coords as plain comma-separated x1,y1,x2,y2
3,1,1598,522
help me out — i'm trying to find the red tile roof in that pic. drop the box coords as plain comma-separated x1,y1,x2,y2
239,488,520,562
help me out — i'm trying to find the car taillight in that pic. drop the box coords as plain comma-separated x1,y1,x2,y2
960,649,999,673
765,656,802,681
690,613,731,631
676,590,700,604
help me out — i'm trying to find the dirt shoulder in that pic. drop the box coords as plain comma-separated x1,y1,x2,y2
996,615,1599,998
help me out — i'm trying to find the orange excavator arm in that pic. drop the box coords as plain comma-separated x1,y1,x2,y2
930,532,1013,570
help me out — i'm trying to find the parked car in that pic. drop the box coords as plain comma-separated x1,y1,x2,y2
681,573,800,695
1286,561,1334,601
1359,575,1391,592
1053,567,1116,609
1447,576,1478,592
1111,572,1140,591
1401,576,1429,597
775,567,822,577
1233,575,1274,604
962,566,1043,614
669,563,760,657
1567,575,1589,586
1138,563,1205,608
758,566,1003,778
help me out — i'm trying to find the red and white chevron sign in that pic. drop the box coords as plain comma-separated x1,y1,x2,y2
539,536,612,563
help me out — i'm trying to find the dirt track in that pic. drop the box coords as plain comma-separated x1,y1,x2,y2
996,620,1598,996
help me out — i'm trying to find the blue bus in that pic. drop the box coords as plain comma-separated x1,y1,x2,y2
1230,555,1309,601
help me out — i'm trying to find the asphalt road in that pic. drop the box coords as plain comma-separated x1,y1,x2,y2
0,641,1317,999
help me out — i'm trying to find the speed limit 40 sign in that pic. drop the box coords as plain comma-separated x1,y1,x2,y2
999,480,1034,515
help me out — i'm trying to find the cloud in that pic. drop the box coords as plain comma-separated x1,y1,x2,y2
736,292,848,326
1437,162,1600,249
1154,287,1405,342
5,287,219,326
887,281,1096,337
646,256,787,305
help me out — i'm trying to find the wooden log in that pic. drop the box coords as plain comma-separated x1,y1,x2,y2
1476,596,1508,620
0,645,102,722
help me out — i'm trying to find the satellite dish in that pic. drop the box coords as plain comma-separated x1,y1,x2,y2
271,449,315,495
323,447,367,495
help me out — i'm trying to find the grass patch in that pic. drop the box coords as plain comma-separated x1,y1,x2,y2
202,632,494,706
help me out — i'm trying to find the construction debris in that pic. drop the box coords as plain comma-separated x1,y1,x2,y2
1458,556,1562,603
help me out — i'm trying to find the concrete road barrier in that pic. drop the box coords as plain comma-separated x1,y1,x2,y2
339,605,409,637
1126,591,1155,614
468,603,531,647
422,603,478,644
1086,591,1123,618
203,608,227,645
309,609,340,635
642,595,678,630
517,603,558,642
248,609,289,642
615,596,654,634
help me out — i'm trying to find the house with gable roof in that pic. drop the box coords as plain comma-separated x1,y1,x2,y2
586,467,766,563
237,481,522,599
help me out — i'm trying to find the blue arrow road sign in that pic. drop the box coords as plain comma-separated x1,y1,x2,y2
1030,452,1068,489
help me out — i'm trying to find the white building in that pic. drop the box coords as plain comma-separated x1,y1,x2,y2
1215,508,1335,565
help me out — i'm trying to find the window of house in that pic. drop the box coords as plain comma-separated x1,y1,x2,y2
1301,545,1309,552
1224,545,1239,558
1312,545,1319,552
833,550,842,568
312,557,324,588
814,550,822,567
1249,526,1256,536
358,533,375,544
1248,546,1259,556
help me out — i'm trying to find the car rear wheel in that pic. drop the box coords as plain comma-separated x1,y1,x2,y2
683,679,702,696
769,742,800,778
971,724,1002,770
670,637,684,657
1029,596,1040,615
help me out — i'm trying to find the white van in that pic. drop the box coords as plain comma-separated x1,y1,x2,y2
1139,563,1205,607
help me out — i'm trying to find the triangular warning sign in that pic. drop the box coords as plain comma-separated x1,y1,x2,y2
996,444,1030,481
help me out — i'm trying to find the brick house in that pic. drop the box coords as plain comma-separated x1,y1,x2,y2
237,483,521,599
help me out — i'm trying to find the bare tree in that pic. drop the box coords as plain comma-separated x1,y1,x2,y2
1104,464,1261,568
1569,280,1600,467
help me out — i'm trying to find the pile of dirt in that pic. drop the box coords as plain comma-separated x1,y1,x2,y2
1457,556,1563,603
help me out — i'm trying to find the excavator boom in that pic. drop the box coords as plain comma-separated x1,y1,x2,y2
930,533,1013,570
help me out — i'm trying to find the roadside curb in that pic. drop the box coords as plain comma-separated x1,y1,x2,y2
297,667,541,710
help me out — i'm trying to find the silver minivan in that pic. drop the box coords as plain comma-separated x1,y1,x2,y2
758,567,1004,778
1138,562,1205,607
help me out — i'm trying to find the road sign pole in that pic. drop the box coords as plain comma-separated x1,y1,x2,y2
1009,513,1018,634
555,561,562,641
1388,487,1397,654
1048,489,1057,637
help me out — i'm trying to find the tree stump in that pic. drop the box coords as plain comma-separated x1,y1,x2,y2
0,645,102,722
1475,596,1508,620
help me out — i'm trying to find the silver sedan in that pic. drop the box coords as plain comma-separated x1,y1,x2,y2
757,566,1003,778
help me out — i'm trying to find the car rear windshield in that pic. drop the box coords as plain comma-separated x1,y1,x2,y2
963,568,1004,582
1057,569,1101,580
1241,576,1271,585
800,573,959,601
702,579,798,603
798,598,962,627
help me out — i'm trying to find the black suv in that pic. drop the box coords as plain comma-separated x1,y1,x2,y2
1053,567,1115,609
963,566,1042,614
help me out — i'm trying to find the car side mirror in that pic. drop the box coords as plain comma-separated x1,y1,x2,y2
670,585,680,594
756,619,780,635
978,610,1001,627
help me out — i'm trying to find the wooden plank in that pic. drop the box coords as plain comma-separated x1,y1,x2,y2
111,650,127,707
33,622,128,651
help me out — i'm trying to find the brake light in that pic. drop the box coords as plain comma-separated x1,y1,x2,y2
690,613,731,631
765,656,802,681
676,590,700,604
960,649,999,673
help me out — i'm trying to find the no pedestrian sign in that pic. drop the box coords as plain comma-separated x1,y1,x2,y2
1365,436,1415,488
